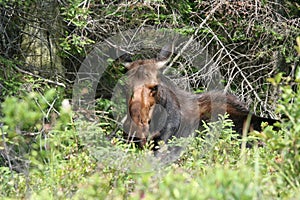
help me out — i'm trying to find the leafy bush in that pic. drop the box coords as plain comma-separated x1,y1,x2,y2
262,75,300,194
0,87,294,199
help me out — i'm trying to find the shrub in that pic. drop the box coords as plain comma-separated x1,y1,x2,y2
262,76,300,195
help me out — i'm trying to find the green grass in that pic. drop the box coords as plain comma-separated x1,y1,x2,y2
1,82,300,199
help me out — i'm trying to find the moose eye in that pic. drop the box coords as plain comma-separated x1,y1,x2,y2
149,85,158,97
150,85,158,92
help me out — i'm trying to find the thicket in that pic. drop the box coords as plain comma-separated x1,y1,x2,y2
0,0,299,199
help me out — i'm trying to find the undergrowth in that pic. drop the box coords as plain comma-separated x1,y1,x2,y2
0,77,300,199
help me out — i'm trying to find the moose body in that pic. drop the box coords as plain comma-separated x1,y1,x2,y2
122,47,278,149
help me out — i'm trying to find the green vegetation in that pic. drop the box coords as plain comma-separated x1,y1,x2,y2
0,0,299,199
1,82,300,199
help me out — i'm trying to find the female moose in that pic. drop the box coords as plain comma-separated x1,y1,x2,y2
122,45,278,149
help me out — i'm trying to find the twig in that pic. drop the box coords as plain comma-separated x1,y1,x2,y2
0,122,14,181
165,0,226,73
13,65,66,87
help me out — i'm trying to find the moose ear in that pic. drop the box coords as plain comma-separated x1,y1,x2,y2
156,43,173,69
156,60,168,69
118,53,134,69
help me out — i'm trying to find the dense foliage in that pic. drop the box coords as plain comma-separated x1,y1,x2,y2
1,84,300,199
0,0,299,199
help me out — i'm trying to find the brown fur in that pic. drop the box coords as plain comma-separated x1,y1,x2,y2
123,57,278,148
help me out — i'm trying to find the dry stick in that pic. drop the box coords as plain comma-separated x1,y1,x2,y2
165,0,226,73
0,123,16,190
129,22,146,46
206,25,262,101
14,65,66,87
106,19,149,56
0,123,13,171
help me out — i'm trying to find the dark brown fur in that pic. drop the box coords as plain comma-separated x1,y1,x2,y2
122,53,278,148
